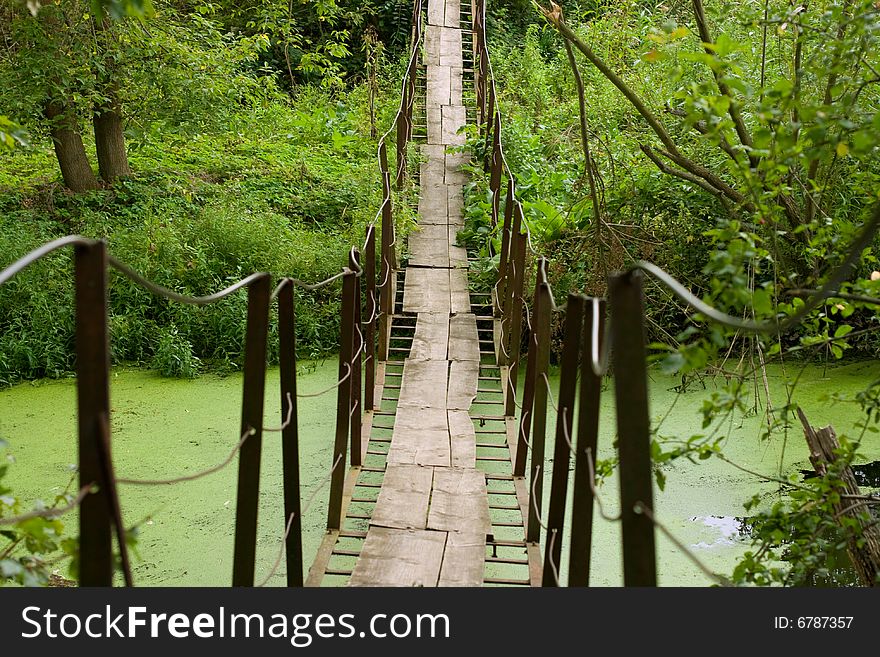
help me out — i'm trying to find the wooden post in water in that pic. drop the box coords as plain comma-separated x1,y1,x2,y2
74,240,113,586
349,248,363,467
232,272,271,587
364,226,377,410
277,279,303,587
327,269,357,530
568,298,605,587
543,294,585,586
525,259,552,544
608,270,656,587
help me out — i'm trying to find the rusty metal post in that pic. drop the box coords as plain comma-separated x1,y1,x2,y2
327,269,357,530
277,279,303,587
542,294,585,586
379,168,393,363
396,101,408,189
495,177,514,323
504,228,526,417
485,91,496,170
74,240,113,586
364,226,377,410
232,273,272,587
350,248,363,467
609,270,656,587
488,116,502,221
525,260,552,544
569,298,605,587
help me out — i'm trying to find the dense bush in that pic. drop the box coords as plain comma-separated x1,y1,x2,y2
0,83,395,386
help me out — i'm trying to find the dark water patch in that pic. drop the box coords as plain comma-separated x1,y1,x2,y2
800,461,880,488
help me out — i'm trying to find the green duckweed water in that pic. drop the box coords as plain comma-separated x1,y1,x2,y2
1,360,878,586
0,361,341,587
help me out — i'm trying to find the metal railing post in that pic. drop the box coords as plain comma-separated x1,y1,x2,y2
327,269,357,530
525,259,552,543
495,177,515,323
568,298,605,587
609,270,657,587
350,248,363,467
232,272,272,587
542,294,585,585
277,279,303,587
364,226,377,410
74,240,113,586
504,228,526,417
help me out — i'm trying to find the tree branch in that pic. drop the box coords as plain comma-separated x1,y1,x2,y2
691,0,756,166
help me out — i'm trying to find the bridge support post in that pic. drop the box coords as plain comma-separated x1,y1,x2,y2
568,298,605,587
364,226,377,410
379,164,393,363
542,294,585,585
232,272,272,587
495,177,514,324
504,229,526,417
525,259,552,544
609,270,657,587
277,279,303,587
350,248,363,467
327,268,357,530
74,240,114,586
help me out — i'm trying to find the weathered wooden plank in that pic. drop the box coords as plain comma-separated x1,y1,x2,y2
447,360,478,410
398,359,449,408
403,267,451,314
445,152,469,185
441,105,467,145
439,28,463,67
409,244,449,268
449,267,470,314
448,185,464,223
447,409,476,468
424,26,441,65
420,159,446,189
396,405,449,431
387,429,451,467
370,464,434,530
449,227,468,268
449,66,463,106
425,29,441,60
418,190,449,225
426,106,442,145
427,467,490,533
427,0,445,26
409,224,450,268
427,65,452,106
448,313,480,361
444,0,460,28
411,313,449,360
349,527,446,587
439,531,485,587
388,406,451,467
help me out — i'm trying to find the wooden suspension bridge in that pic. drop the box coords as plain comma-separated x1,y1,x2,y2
3,0,872,589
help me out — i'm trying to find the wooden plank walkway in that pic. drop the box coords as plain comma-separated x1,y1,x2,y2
348,0,490,587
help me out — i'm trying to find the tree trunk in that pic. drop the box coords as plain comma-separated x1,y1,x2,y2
93,84,131,182
44,100,99,193
798,408,880,586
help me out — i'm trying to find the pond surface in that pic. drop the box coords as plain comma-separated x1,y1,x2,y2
1,360,877,586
